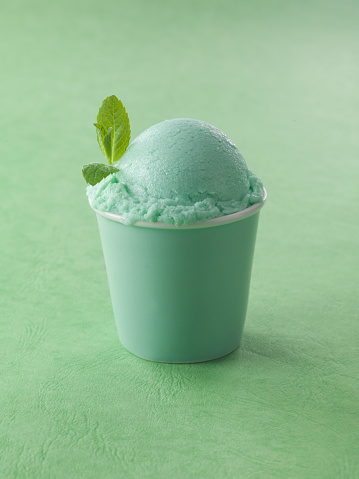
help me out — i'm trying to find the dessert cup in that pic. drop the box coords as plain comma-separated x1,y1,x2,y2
90,189,266,363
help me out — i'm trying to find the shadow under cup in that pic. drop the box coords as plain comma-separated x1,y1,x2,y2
93,190,266,363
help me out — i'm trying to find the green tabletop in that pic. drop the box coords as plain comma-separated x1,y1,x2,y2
1,0,358,477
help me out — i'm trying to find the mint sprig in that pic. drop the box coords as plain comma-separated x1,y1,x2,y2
82,95,130,186
82,163,119,186
94,95,131,165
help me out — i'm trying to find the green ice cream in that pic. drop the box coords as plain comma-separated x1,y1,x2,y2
87,118,264,225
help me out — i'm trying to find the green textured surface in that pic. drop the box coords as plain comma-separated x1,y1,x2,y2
1,0,358,477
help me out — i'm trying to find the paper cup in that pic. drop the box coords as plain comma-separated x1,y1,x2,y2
91,189,266,363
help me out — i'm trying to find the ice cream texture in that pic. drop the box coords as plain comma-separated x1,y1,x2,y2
87,118,264,225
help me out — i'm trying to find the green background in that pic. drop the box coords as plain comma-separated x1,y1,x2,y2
1,0,358,477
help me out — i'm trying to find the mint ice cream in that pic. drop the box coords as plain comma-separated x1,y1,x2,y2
84,98,266,362
87,118,264,226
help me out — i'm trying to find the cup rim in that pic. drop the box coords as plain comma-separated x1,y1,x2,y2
90,188,267,230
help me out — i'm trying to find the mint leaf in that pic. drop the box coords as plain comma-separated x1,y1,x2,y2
82,163,119,186
94,123,107,158
103,127,113,160
94,95,131,165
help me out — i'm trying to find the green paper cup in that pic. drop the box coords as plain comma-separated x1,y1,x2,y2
91,190,266,363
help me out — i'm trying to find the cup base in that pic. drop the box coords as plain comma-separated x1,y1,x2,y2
121,343,240,364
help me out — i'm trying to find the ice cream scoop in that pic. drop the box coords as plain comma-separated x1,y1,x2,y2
87,118,264,225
